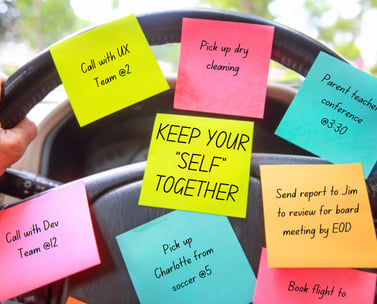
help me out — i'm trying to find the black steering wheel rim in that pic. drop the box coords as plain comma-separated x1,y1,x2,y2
0,8,345,129
0,8,375,304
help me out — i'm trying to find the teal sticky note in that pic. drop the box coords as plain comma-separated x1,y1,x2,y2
275,51,377,178
116,210,256,303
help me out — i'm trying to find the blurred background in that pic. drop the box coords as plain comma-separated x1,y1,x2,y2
1,0,377,82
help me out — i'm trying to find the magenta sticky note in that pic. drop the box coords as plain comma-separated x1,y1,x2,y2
0,181,100,301
174,18,274,118
253,248,377,304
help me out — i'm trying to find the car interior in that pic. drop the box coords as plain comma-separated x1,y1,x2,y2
0,8,376,304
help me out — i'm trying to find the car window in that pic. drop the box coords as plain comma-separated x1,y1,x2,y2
1,0,376,80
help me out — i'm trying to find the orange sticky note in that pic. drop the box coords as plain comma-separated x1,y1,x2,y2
0,181,100,301
174,18,274,118
66,296,87,304
139,113,254,218
260,163,377,267
253,248,377,304
50,14,169,126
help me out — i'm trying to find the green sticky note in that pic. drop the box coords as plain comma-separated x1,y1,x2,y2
139,113,254,218
275,51,377,178
116,210,256,304
50,15,169,127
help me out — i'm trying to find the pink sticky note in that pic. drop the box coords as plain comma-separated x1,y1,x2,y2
253,248,377,304
0,181,100,301
174,18,274,118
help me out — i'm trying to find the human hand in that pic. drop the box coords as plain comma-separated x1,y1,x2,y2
0,73,37,175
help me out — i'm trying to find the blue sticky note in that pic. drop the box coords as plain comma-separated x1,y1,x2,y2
275,51,377,178
116,210,256,303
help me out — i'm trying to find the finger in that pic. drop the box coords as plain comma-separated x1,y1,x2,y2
0,72,7,98
0,118,37,174
12,117,38,143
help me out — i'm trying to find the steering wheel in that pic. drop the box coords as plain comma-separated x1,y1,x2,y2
0,8,376,304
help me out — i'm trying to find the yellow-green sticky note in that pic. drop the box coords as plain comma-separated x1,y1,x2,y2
50,15,169,127
139,113,254,218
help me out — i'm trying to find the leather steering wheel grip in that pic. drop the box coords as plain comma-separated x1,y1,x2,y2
0,8,345,129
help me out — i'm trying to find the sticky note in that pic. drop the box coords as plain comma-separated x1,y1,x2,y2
0,181,100,302
65,296,87,304
138,113,254,218
275,51,377,178
50,14,169,127
116,210,256,303
260,163,377,268
174,18,274,118
253,248,377,304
